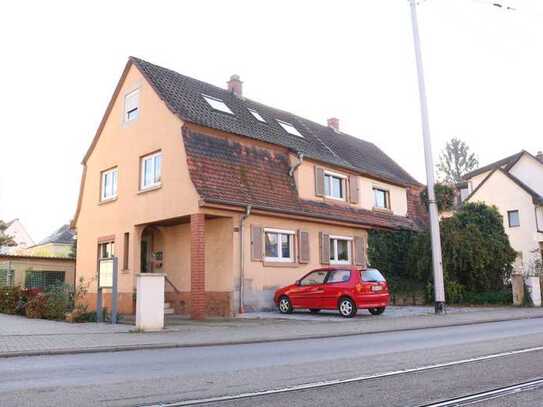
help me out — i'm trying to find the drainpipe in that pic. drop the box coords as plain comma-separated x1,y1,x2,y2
239,204,252,314
288,151,304,177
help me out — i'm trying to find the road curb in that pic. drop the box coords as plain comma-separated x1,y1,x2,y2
1,314,542,359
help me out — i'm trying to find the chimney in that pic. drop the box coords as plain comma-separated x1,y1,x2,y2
327,117,340,132
227,74,243,97
537,151,543,163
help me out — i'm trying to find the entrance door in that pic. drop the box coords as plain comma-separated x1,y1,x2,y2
140,232,153,273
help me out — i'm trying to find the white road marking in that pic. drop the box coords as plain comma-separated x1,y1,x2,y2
144,345,543,406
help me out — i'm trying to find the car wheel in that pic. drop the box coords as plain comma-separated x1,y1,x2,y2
278,296,293,314
338,297,357,318
368,307,385,315
309,309,321,314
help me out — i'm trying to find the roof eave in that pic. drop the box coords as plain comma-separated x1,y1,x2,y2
200,198,418,231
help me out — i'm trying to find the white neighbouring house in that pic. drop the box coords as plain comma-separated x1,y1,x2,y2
0,219,34,255
459,150,543,276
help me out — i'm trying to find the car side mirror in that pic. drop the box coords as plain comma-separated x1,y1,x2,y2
295,280,301,286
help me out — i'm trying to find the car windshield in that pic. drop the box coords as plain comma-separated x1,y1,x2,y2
361,269,385,282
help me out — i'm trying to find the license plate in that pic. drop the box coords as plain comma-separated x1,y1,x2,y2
371,286,383,292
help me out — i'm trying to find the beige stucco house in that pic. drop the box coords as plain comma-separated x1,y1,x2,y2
461,151,543,275
73,57,426,319
22,224,75,258
0,254,75,290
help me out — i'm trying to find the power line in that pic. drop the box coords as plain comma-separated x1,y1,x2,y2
472,0,516,11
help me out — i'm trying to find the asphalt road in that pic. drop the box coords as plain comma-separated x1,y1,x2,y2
1,318,543,407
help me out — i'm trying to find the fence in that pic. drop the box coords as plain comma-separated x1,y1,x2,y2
0,262,14,287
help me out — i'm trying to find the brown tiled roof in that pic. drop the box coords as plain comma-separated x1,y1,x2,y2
184,129,420,230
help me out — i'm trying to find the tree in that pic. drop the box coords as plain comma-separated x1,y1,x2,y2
420,183,456,213
437,138,479,183
0,220,15,250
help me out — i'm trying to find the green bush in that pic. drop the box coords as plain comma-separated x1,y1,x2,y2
420,183,456,213
426,281,465,304
44,283,72,320
25,294,48,318
73,311,97,322
462,290,512,305
368,229,419,281
369,202,516,305
0,286,21,314
410,203,516,292
16,288,41,315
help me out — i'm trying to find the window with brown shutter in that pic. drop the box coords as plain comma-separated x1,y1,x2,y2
315,166,325,197
298,230,310,263
349,175,359,204
319,232,330,264
353,236,367,268
251,225,263,261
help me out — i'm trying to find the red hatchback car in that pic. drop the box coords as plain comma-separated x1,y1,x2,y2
274,266,389,318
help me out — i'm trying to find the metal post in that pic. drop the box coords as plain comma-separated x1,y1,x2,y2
111,256,118,324
408,0,446,314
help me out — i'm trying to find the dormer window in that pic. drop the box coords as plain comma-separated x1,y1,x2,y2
124,89,140,122
324,171,346,200
373,187,391,210
248,108,266,123
277,120,303,138
202,94,234,115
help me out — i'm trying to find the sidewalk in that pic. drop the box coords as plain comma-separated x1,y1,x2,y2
1,306,543,358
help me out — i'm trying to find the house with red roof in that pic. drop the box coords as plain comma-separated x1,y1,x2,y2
73,57,426,318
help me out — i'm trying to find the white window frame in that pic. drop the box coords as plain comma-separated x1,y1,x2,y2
264,228,295,263
202,94,234,115
248,108,266,123
124,89,140,123
100,168,118,201
373,187,391,209
324,171,347,201
329,235,352,265
508,210,520,228
277,120,303,138
140,152,162,190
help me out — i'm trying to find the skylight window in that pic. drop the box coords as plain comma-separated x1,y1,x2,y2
202,94,234,115
277,120,303,138
248,108,266,123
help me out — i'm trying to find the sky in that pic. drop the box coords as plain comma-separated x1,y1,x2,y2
1,0,542,241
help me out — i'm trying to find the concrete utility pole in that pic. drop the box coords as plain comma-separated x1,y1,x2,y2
408,0,446,314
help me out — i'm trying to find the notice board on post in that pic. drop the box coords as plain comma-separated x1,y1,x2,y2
98,258,113,289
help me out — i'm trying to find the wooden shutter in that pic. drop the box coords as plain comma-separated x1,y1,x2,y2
298,230,310,264
315,166,325,197
319,232,330,265
251,225,263,261
349,175,359,204
353,236,367,268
